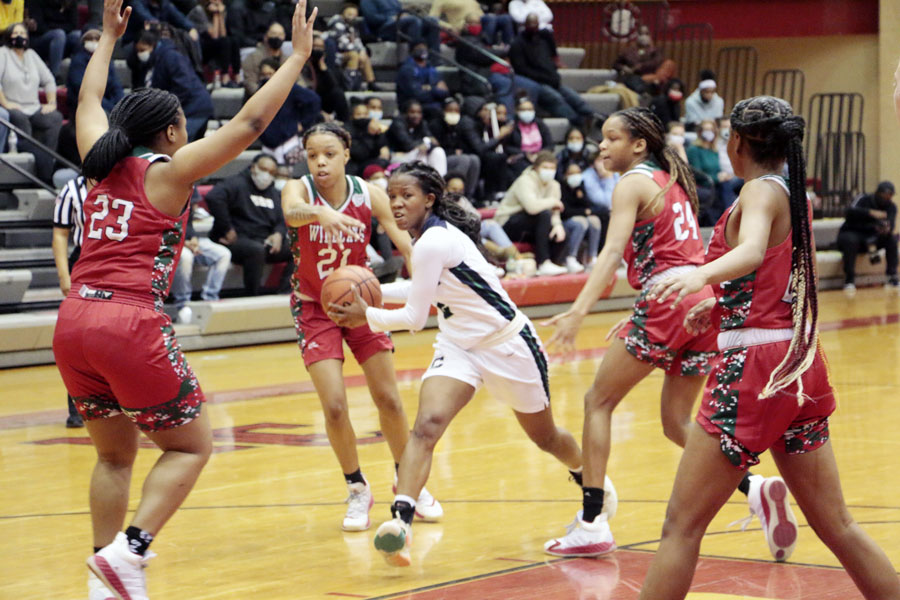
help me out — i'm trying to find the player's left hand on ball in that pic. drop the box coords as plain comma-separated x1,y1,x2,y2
327,286,369,327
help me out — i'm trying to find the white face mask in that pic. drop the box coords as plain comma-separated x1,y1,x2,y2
368,109,383,121
444,112,461,126
720,128,731,141
251,168,274,190
137,50,152,63
517,110,535,123
274,178,287,192
701,130,716,143
84,41,99,54
372,177,388,190
567,140,584,153
538,168,556,182
667,134,685,146
566,173,583,188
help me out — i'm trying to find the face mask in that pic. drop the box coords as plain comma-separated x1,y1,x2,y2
251,169,274,189
667,134,685,146
566,173,583,188
667,90,683,102
444,112,460,126
701,130,716,143
310,48,324,62
719,128,731,141
137,50,152,63
466,24,482,36
368,109,383,121
517,110,535,124
372,177,388,190
274,178,287,192
84,40,99,54
267,36,284,50
567,140,583,153
538,168,556,182
353,117,371,129
9,36,27,49
412,48,428,61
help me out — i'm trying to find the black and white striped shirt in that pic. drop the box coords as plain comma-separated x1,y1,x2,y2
52,176,87,249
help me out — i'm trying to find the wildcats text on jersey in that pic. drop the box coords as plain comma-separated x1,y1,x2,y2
307,224,366,245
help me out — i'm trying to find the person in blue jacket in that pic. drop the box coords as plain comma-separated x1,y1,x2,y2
66,29,124,114
396,42,449,120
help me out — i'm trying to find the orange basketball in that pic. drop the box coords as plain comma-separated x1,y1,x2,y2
321,265,383,312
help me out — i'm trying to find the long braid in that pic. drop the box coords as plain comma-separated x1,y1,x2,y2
613,107,700,216
731,96,818,402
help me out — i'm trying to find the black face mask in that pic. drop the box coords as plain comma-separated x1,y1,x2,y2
258,77,270,87
9,36,27,49
310,49,324,62
266,36,283,50
353,117,371,130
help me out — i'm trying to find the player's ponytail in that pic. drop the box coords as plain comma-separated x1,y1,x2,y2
81,88,182,183
731,96,817,402
613,106,700,216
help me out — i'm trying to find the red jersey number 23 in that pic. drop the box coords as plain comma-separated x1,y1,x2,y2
86,194,134,242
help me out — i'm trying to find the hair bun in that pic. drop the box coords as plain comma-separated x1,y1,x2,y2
777,115,805,140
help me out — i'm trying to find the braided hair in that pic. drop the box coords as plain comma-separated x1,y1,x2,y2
730,95,816,402
81,88,182,182
612,107,700,216
390,162,482,246
302,121,352,149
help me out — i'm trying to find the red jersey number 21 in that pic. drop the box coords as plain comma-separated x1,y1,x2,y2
86,194,134,242
672,201,699,241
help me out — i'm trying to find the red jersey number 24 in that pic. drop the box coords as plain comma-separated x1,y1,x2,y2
672,201,699,241
86,194,134,242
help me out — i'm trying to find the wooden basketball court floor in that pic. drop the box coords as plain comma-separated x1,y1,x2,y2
3,287,900,599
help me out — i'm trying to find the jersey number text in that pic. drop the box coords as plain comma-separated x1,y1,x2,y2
317,247,352,279
672,201,699,241
86,195,134,242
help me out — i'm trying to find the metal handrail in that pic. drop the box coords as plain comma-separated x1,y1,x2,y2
0,115,80,173
440,27,511,71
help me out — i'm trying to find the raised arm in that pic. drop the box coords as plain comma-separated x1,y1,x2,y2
76,0,131,160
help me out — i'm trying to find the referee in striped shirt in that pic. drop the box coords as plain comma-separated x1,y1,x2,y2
52,175,87,428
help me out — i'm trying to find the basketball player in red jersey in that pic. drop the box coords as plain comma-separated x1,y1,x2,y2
281,123,443,532
639,97,900,599
51,1,316,598
543,107,789,560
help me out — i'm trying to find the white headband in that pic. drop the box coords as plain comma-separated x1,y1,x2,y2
698,79,717,90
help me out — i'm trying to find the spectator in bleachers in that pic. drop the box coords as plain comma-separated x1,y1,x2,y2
454,13,514,107
505,95,553,176
838,181,899,296
560,162,600,273
347,99,389,176
387,99,447,175
396,41,449,120
133,29,213,141
187,1,241,86
171,198,232,324
242,21,287,97
555,125,594,179
446,172,521,271
666,120,689,162
508,14,594,126
303,32,350,122
687,118,734,224
360,0,441,52
582,151,617,251
66,29,124,114
495,150,569,277
649,77,685,127
124,0,199,45
684,71,724,131
429,96,481,200
257,58,320,165
508,0,553,30
24,0,80,77
0,1,23,32
430,0,514,44
227,0,277,50
460,99,515,202
366,96,385,120
206,153,292,296
274,162,292,193
612,24,675,94
0,23,62,183
326,3,377,92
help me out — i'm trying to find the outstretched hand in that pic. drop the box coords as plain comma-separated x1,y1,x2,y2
646,269,708,309
683,297,716,335
318,205,365,250
540,308,584,358
327,285,369,328
102,0,132,39
290,0,318,62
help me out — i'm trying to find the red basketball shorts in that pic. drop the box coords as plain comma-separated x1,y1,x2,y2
290,295,393,367
53,297,205,432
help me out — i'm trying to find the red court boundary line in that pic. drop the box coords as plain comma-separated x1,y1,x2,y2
3,310,896,432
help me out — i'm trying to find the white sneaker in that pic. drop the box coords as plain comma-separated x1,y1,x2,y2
744,475,798,562
342,481,374,531
544,513,616,557
414,487,443,522
536,260,569,277
565,256,585,274
88,571,115,600
601,474,618,521
843,283,857,298
373,518,412,566
176,306,193,324
87,532,154,600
